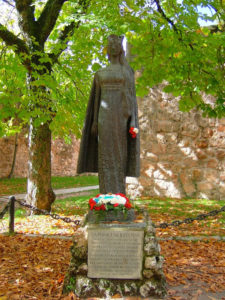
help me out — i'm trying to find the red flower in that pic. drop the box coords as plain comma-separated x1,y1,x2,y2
89,198,97,210
89,198,95,204
94,206,101,211
114,203,119,207
89,203,95,210
125,202,132,209
129,127,137,139
116,193,125,197
100,204,106,210
95,194,101,198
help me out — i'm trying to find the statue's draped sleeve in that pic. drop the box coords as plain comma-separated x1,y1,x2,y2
126,69,140,177
77,73,100,173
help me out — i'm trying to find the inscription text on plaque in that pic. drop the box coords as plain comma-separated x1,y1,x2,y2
88,228,144,279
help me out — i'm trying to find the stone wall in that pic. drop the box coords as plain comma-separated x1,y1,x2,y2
51,136,79,176
0,133,79,178
0,134,28,178
127,84,225,200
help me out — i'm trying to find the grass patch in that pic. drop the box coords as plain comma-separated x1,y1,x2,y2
52,191,98,216
0,175,98,195
52,175,98,189
134,197,225,218
134,197,225,237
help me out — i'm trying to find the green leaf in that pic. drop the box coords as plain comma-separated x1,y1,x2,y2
91,63,102,72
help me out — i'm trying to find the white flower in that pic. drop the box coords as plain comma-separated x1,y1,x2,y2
133,128,139,134
95,194,126,205
110,196,126,205
98,198,110,204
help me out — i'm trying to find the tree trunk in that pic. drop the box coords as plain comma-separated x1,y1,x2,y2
26,120,55,211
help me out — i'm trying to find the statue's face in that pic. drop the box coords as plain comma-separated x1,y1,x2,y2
107,40,121,57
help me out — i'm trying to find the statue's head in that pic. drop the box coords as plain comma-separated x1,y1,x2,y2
107,34,124,63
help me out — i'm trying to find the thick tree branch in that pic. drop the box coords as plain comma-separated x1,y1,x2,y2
37,0,67,45
0,23,29,54
153,0,197,51
154,0,180,35
2,0,15,8
0,23,31,70
48,0,90,63
15,0,37,38
49,21,79,64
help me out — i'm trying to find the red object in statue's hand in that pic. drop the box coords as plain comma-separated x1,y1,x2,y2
129,127,138,138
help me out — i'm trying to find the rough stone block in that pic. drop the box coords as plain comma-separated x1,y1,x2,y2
202,127,214,138
178,138,191,148
196,140,208,148
204,169,219,184
143,269,154,279
156,121,179,133
181,124,200,138
71,240,88,260
151,143,167,154
207,159,219,168
219,182,225,197
197,182,214,192
217,125,225,132
140,279,165,298
75,276,95,297
146,152,159,162
216,150,225,160
145,256,164,270
192,169,202,180
144,237,160,256
196,149,207,159
220,172,225,181
77,263,88,275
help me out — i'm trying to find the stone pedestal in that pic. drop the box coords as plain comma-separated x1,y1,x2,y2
63,211,167,298
86,208,136,223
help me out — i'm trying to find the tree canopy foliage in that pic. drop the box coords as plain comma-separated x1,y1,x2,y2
125,0,225,118
0,0,224,141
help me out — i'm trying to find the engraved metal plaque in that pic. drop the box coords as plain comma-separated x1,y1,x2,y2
88,228,144,279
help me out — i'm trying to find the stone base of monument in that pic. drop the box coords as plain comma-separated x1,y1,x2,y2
86,208,136,223
63,211,167,298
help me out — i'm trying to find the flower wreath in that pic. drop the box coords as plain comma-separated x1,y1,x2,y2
89,193,132,211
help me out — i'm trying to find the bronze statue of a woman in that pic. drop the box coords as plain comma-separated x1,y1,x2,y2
77,35,140,195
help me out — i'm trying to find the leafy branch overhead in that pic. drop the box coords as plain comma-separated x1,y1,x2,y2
0,0,88,61
0,0,94,138
125,0,225,117
0,23,28,54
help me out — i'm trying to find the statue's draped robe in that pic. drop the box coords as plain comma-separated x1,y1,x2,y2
77,64,140,194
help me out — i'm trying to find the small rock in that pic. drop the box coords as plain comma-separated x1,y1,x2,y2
145,256,164,271
77,263,88,275
143,269,154,279
75,276,95,297
144,239,160,256
139,280,158,297
71,241,88,260
123,282,138,295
